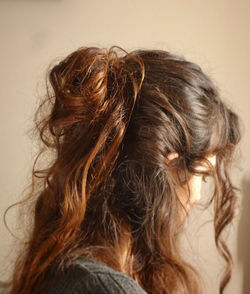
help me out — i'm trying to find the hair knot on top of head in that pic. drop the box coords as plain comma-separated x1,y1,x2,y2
47,46,145,137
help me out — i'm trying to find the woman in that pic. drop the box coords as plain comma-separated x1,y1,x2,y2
4,46,241,294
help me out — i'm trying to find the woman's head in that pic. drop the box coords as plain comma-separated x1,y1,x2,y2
6,46,241,294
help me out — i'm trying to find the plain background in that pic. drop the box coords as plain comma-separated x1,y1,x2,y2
0,0,249,293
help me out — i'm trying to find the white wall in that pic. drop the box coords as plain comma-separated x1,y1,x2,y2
0,0,249,293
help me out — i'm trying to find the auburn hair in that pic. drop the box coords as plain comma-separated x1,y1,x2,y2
4,46,241,294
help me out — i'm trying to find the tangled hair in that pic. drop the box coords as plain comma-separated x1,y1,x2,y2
4,46,241,294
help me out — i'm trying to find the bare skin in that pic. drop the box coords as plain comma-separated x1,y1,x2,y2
166,152,216,212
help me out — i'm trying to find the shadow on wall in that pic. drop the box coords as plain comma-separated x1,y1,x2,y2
0,281,10,294
238,175,250,294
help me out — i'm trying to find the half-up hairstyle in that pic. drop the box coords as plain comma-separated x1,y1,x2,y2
5,46,241,294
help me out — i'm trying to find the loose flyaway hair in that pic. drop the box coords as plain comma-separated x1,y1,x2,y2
4,46,241,294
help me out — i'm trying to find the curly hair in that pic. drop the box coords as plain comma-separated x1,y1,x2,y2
4,46,241,294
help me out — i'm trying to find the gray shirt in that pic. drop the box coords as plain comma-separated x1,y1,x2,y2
42,256,148,294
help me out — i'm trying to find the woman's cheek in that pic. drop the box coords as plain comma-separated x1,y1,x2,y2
190,175,202,205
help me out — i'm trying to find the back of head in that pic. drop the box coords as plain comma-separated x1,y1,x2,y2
6,46,241,294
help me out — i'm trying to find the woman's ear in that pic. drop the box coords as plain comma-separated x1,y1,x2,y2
165,152,179,164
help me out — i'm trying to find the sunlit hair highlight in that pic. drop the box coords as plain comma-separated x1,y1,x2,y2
4,46,241,294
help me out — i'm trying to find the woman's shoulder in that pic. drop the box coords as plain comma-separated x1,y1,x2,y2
41,256,147,294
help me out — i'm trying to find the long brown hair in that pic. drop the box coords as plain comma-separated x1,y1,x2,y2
4,46,241,294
